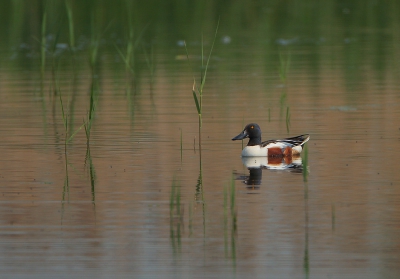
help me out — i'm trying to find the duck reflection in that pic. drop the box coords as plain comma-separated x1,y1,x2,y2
237,156,303,188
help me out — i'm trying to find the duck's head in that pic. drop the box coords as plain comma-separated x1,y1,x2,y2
232,123,262,145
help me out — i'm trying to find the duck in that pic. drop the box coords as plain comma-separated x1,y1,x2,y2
232,123,310,157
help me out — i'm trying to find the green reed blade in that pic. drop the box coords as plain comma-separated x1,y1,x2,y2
41,6,47,77
59,95,67,129
66,122,86,144
201,33,204,70
65,0,75,49
89,10,99,70
85,79,98,143
302,143,309,182
230,175,235,213
133,23,150,50
88,148,96,202
84,117,89,138
192,89,201,115
176,183,181,216
280,90,287,107
286,106,291,133
169,174,176,213
114,44,134,74
184,41,202,114
200,18,220,92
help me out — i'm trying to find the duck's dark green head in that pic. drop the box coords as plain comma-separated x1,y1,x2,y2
232,123,262,146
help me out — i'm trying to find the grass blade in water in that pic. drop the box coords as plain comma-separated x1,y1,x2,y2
192,89,201,115
200,18,220,92
65,0,75,50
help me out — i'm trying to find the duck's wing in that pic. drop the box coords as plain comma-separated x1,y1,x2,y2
261,134,310,147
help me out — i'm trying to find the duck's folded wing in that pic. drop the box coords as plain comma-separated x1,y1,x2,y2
262,134,310,147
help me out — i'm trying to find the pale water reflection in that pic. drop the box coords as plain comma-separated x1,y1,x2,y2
241,156,303,171
236,156,304,188
1,1,400,278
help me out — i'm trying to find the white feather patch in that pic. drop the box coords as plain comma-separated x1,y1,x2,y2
241,146,268,157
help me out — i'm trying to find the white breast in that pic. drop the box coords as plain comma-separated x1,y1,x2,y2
241,146,268,157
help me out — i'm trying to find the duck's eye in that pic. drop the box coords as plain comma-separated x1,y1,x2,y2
250,126,254,129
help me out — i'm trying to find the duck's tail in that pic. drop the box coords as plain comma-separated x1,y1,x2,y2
279,134,310,146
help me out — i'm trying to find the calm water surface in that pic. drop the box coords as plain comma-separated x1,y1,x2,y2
1,3,400,278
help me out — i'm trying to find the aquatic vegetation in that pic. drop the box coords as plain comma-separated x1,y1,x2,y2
89,12,100,74
184,19,219,155
59,94,86,146
184,21,219,236
114,3,150,120
65,0,75,50
84,82,97,203
303,164,310,277
302,143,309,182
84,145,96,203
40,4,47,80
59,91,86,204
114,34,136,76
194,169,204,204
302,141,310,276
279,50,291,84
224,175,237,263
169,175,182,254
229,176,236,224
115,2,148,78
38,3,49,133
169,175,181,217
84,80,98,145
194,169,206,238
286,106,291,133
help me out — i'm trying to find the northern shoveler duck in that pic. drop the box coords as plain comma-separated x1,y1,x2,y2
232,123,310,157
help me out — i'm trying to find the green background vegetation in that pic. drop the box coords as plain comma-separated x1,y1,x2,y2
2,0,399,58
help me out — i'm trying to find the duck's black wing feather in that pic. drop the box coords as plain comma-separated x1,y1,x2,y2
261,134,310,147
